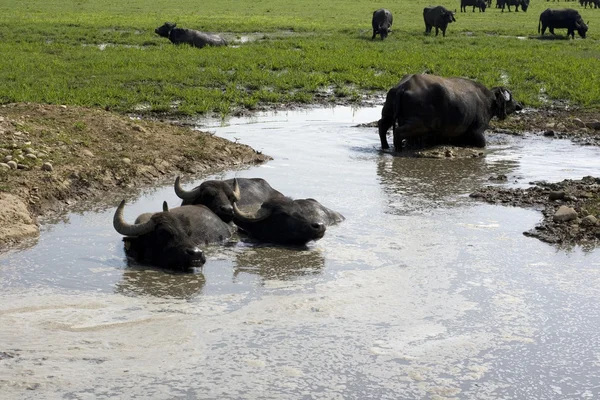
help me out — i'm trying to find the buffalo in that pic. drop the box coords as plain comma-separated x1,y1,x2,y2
461,0,487,12
372,9,393,40
423,6,457,37
377,74,522,152
113,200,234,270
581,0,599,9
174,176,285,223
232,197,344,246
499,0,530,12
155,22,227,48
539,9,589,38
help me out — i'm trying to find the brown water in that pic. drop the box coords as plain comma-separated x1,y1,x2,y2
1,106,600,399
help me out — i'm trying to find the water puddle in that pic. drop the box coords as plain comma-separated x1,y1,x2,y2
1,106,600,398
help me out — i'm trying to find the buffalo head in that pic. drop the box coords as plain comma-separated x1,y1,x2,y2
491,87,522,120
520,0,530,11
233,199,326,246
113,200,205,270
155,22,176,38
576,20,589,38
174,176,241,223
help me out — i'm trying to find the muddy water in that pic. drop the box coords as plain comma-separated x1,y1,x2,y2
2,106,600,399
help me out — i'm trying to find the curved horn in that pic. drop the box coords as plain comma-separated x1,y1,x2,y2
174,176,201,200
113,200,156,236
232,178,241,202
163,201,169,212
233,202,272,223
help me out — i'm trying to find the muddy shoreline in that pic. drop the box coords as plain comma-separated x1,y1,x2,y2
1,102,599,251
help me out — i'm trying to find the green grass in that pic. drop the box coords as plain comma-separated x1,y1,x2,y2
1,0,599,115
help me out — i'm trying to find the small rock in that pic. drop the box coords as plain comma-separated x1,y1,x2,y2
25,153,37,160
545,122,556,129
489,174,508,182
60,105,67,109
23,147,34,154
3,155,12,162
81,149,94,157
7,160,17,169
41,162,53,172
36,152,46,158
548,191,565,200
17,163,28,169
13,131,22,136
572,118,586,128
17,154,24,161
586,121,600,130
543,130,555,137
122,157,131,165
0,162,10,169
444,149,454,158
581,215,598,227
553,206,578,223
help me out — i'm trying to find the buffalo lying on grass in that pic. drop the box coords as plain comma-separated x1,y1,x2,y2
539,9,589,39
372,9,393,40
423,6,456,37
113,200,233,270
377,74,522,152
233,197,344,246
174,176,285,223
155,22,227,48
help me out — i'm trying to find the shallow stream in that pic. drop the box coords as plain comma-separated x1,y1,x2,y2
1,106,600,399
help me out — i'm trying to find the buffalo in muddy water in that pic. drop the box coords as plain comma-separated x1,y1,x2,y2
539,9,589,38
461,0,487,12
232,197,344,246
174,176,285,223
377,74,522,152
423,6,457,37
372,9,393,40
498,0,530,12
113,200,234,270
154,22,227,48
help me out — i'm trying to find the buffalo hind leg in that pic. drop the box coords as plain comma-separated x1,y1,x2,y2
372,30,377,40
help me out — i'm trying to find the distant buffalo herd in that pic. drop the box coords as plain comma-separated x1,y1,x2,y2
370,3,590,39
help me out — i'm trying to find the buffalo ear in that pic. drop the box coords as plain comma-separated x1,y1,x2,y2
493,88,508,120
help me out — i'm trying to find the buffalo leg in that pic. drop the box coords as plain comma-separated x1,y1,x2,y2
378,117,393,150
458,130,486,148
372,30,377,40
435,27,439,36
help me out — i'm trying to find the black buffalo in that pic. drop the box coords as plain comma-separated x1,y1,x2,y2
232,197,344,246
377,74,522,151
155,22,227,48
498,0,530,12
539,9,589,38
581,0,599,9
461,0,487,12
372,9,393,40
423,6,457,37
174,176,285,223
113,200,233,270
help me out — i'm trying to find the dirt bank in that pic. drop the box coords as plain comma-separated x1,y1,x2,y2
0,103,269,249
470,176,600,249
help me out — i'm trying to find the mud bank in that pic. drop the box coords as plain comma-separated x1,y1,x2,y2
470,176,600,248
0,103,269,249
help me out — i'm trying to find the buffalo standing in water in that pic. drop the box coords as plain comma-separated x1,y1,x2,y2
372,9,393,40
423,6,457,37
377,74,522,152
539,9,589,39
113,200,233,270
233,197,344,246
155,22,227,48
174,176,285,223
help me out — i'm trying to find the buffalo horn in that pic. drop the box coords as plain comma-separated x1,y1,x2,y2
232,178,241,202
232,202,272,223
163,201,169,212
113,200,156,236
174,176,201,200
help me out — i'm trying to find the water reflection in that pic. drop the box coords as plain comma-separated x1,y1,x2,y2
114,266,206,299
376,152,516,214
233,245,325,281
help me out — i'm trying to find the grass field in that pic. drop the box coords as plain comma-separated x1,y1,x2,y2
1,0,599,115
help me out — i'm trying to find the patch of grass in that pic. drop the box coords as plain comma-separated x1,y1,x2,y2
0,0,599,114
